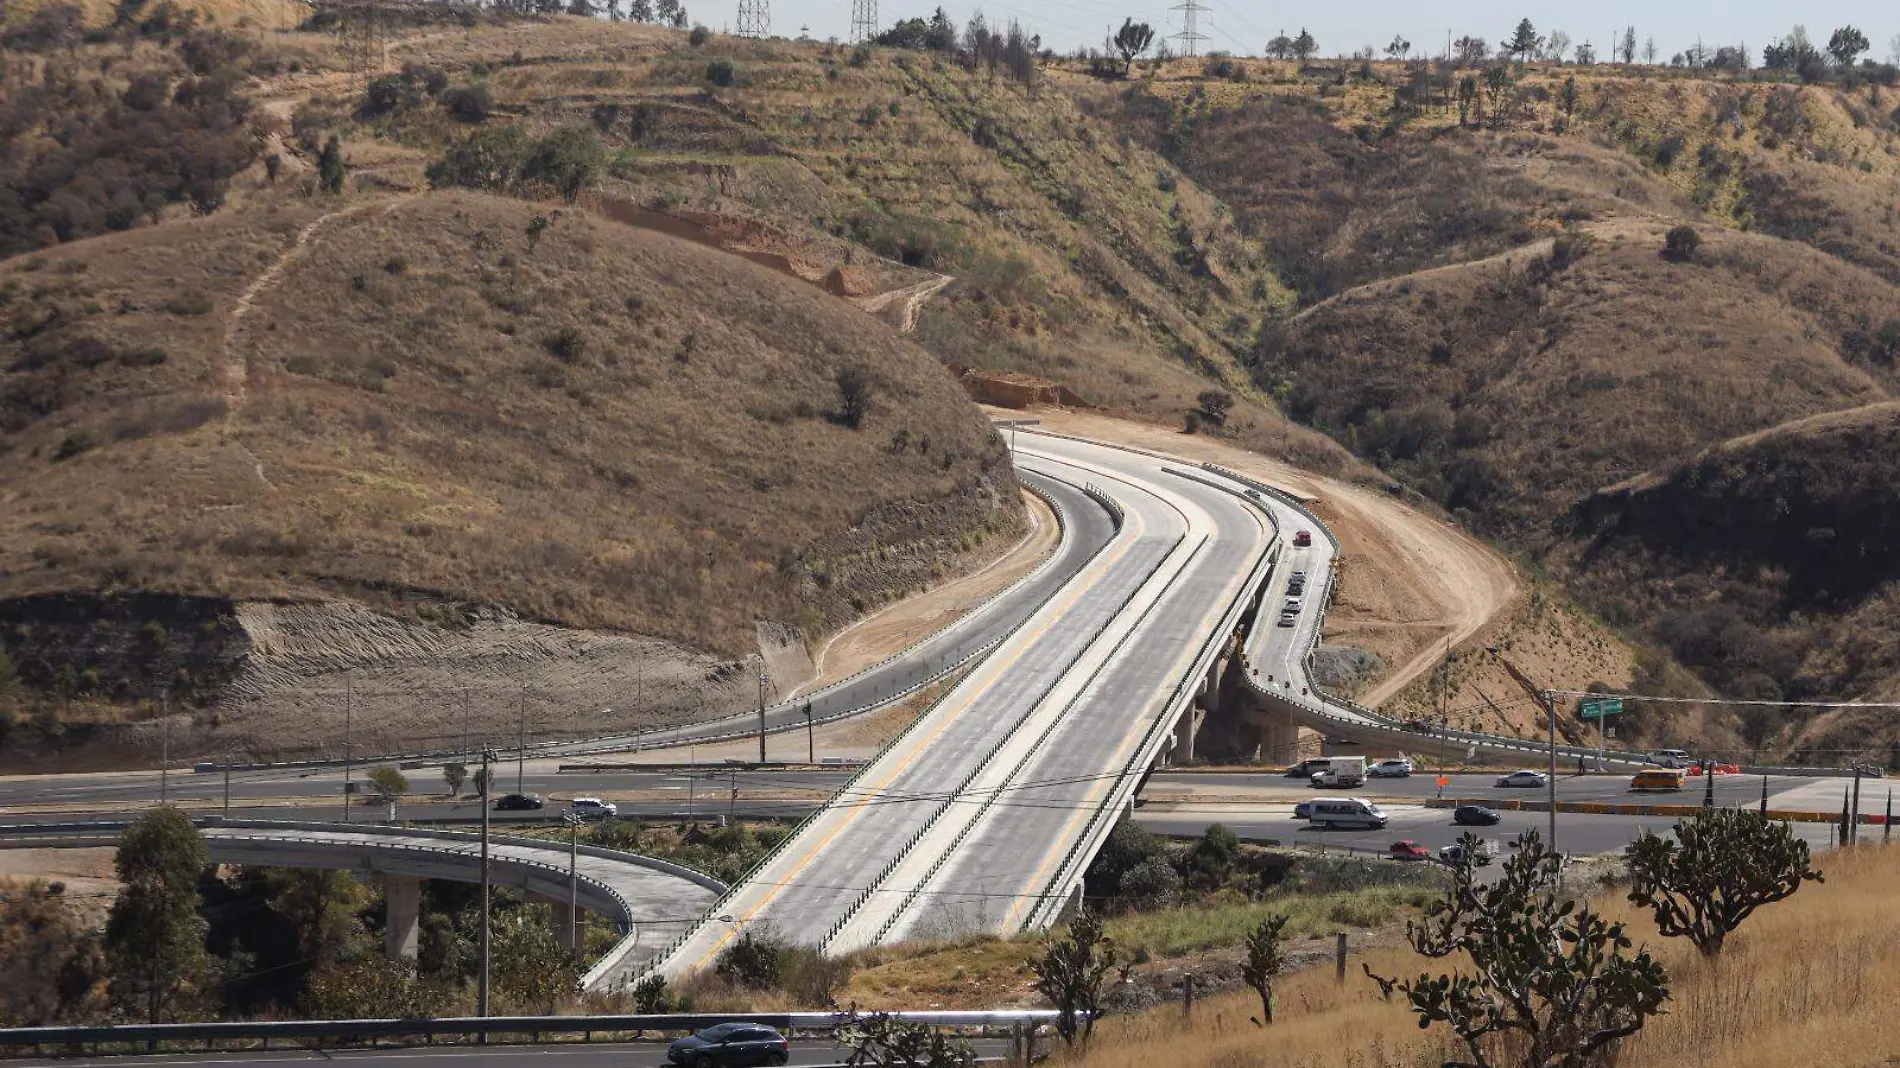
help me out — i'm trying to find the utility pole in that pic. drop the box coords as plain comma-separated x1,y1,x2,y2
343,682,356,823
728,765,738,821
1850,766,1862,846
479,747,495,1024
517,684,527,795
223,759,232,818
687,741,697,819
1486,648,1558,854
1702,759,1716,808
564,812,582,954
159,690,170,806
804,702,815,764
757,668,769,765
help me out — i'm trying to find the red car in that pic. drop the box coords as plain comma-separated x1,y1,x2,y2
1388,840,1430,861
1293,530,1313,547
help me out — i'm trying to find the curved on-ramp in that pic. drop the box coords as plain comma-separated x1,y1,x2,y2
0,818,723,992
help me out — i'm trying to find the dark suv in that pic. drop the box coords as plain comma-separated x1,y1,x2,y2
1283,758,1332,779
667,1022,789,1066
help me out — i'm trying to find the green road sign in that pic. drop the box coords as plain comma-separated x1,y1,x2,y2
1579,697,1625,721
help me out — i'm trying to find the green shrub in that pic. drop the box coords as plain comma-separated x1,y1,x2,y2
1662,224,1702,263
688,24,709,46
706,59,736,87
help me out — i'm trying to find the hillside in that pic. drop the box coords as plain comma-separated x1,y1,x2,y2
1567,403,1900,762
0,184,1022,763
292,19,1367,473
1078,57,1900,761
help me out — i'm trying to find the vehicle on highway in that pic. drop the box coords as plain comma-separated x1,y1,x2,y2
1439,839,1499,867
567,797,618,819
1400,719,1436,734
1283,597,1302,612
1285,758,1333,779
1293,530,1313,547
1388,839,1430,861
667,1022,790,1066
1646,748,1692,769
1293,801,1313,820
1452,804,1502,826
1311,756,1368,788
1495,770,1549,789
492,793,544,811
1630,768,1686,792
1369,758,1414,778
1307,797,1387,829
1276,612,1297,628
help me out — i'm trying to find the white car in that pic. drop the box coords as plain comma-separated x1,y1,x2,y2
568,797,618,819
1495,770,1549,789
1369,759,1414,778
1276,612,1297,628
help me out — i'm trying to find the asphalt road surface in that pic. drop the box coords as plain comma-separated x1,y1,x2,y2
1157,771,1809,808
1136,802,1843,859
5,1038,1013,1068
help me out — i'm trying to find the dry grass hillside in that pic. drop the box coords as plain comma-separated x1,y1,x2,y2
1567,403,1900,763
1052,842,1898,1068
0,185,1022,762
296,19,1327,464
1082,57,1900,758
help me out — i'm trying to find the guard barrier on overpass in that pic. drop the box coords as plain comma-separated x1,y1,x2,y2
0,1010,1065,1056
1424,796,1890,824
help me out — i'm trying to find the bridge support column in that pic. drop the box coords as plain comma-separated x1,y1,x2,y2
551,901,578,952
382,875,421,961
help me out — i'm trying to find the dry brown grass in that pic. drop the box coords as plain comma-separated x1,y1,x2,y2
1055,843,1900,1068
0,187,1019,660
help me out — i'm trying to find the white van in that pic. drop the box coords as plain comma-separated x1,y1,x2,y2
1307,797,1387,829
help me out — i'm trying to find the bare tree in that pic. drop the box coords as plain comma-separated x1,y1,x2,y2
1643,35,1658,64
1621,25,1636,64
1240,914,1288,1025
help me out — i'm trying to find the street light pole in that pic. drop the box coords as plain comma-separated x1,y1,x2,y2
564,813,582,955
517,685,527,795
223,759,231,818
479,747,495,1023
343,682,353,824
757,669,768,765
1545,689,1557,849
159,690,170,807
805,702,814,765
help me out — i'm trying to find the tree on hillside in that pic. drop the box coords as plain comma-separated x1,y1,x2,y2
492,906,580,1013
1620,25,1636,64
317,136,347,195
1662,225,1702,262
1503,19,1543,63
1574,41,1596,65
1559,76,1579,118
1452,35,1489,67
520,125,605,203
835,365,874,429
653,0,687,27
252,867,369,968
1643,35,1658,64
1195,390,1233,428
429,125,529,192
105,807,209,1023
1291,28,1317,61
1029,909,1126,1045
1543,30,1570,63
1240,913,1287,1026
1624,808,1822,958
1264,29,1292,59
1384,35,1410,61
1111,18,1154,77
1368,830,1671,1068
1827,26,1869,67
474,766,492,797
1890,33,1900,67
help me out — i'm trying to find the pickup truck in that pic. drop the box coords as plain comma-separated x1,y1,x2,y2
1438,839,1500,867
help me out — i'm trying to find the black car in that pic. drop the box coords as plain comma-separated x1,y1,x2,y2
492,793,544,811
667,1022,789,1067
1452,804,1502,827
1284,758,1332,779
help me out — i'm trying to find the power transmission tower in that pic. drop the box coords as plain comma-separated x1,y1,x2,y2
1169,0,1208,57
336,0,384,80
735,0,769,38
849,0,875,44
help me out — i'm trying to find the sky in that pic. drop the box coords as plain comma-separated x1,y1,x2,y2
736,0,1900,65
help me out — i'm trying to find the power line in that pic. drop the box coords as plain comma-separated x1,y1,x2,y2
1548,691,1900,710
848,0,876,43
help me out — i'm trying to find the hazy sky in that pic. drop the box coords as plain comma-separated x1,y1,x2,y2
736,0,1899,65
